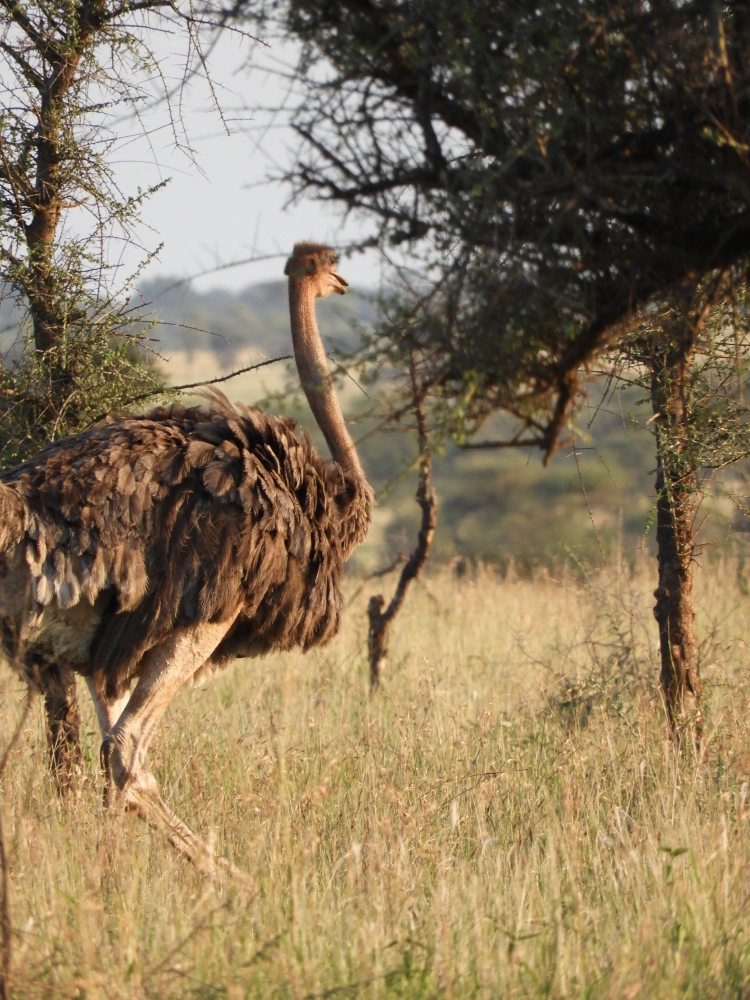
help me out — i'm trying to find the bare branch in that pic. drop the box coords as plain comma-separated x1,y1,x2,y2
87,355,294,425
0,0,47,51
367,353,437,691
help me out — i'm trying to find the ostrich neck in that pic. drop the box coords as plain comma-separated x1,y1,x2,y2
289,280,365,480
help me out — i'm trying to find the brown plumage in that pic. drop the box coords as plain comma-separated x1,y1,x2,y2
0,394,369,692
0,243,372,878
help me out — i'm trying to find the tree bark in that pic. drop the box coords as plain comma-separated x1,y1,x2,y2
26,70,72,354
650,343,703,734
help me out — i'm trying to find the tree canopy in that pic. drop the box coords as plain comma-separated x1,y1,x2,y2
0,0,233,464
246,0,750,451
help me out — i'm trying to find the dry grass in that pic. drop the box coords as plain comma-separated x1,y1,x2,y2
1,560,749,998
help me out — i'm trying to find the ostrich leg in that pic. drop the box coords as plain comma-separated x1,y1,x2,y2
96,616,250,883
39,661,83,787
85,677,131,740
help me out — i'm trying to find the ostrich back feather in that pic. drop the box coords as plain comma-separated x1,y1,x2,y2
0,391,371,697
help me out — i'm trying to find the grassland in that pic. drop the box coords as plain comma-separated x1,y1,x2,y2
0,560,749,998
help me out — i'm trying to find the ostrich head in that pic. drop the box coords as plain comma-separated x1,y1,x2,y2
284,243,349,299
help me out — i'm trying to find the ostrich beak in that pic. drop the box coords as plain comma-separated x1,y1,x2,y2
332,271,349,294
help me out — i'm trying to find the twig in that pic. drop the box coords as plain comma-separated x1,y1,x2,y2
326,353,371,399
370,553,407,579
459,435,544,450
87,355,293,426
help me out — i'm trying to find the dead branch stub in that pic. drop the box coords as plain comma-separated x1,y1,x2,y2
368,367,437,690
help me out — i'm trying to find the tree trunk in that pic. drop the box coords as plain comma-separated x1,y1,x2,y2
651,348,703,734
23,60,84,761
26,82,67,354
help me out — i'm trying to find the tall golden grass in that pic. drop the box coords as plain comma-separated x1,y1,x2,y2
0,559,748,998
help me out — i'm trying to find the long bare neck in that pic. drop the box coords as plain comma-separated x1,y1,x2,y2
289,279,365,480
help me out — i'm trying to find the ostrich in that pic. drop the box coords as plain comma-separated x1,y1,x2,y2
0,243,372,873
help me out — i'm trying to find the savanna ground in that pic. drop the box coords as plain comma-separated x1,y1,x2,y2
0,559,749,998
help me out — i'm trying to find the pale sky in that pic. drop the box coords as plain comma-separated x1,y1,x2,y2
108,27,382,294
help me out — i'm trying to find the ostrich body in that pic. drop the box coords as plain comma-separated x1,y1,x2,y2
0,244,371,873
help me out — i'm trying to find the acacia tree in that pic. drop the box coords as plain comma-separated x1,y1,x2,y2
229,0,750,720
240,0,750,443
0,0,211,464
0,0,231,781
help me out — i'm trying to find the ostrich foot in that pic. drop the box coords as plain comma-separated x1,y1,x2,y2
103,741,252,888
120,774,254,888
